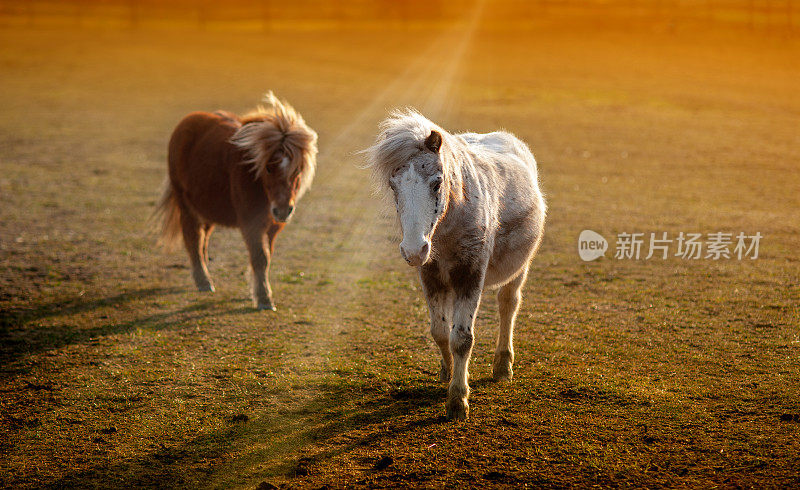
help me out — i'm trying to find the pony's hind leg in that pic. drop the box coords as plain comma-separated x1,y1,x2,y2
242,224,274,311
493,266,529,381
201,224,214,267
421,263,453,382
181,209,214,292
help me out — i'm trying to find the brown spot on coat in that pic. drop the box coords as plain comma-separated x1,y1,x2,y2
449,260,482,299
420,261,448,298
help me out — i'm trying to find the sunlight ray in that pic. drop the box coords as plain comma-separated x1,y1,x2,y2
421,0,487,120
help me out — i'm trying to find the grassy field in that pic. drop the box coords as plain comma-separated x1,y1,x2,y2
1,13,799,488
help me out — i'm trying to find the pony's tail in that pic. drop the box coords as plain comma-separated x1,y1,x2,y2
152,179,182,251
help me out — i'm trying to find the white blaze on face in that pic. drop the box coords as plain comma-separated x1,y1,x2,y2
391,163,442,267
269,156,296,222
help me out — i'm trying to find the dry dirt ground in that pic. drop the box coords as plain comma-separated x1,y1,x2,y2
1,14,799,489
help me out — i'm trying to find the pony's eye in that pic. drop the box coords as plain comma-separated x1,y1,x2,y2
431,178,442,193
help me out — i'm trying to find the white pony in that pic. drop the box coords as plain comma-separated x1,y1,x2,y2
366,110,546,420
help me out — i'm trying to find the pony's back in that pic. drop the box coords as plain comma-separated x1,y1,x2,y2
154,111,241,249
460,131,539,176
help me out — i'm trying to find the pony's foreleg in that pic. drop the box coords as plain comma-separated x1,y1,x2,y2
242,225,274,311
447,276,484,421
493,266,528,382
266,222,284,255
262,222,284,308
420,263,453,382
180,210,214,292
432,294,455,383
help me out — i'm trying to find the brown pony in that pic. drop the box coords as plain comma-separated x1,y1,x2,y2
155,93,318,310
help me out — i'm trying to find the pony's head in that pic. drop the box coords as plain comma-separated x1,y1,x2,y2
366,110,462,267
231,92,318,223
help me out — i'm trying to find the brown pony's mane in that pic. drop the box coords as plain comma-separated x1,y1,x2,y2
230,92,318,198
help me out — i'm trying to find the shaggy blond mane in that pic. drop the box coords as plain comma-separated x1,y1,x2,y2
364,109,464,202
231,92,318,198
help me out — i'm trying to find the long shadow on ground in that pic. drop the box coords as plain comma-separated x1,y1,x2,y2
43,378,447,488
0,287,250,373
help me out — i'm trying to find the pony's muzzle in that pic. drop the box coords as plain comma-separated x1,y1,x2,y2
272,205,295,222
400,241,430,267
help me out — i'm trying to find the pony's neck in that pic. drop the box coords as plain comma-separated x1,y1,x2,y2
442,135,468,204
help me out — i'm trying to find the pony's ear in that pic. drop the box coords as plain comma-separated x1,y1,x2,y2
424,130,442,153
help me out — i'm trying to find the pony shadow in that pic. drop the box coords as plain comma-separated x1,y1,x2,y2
44,378,447,488
219,305,264,316
0,287,233,372
2,287,183,324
